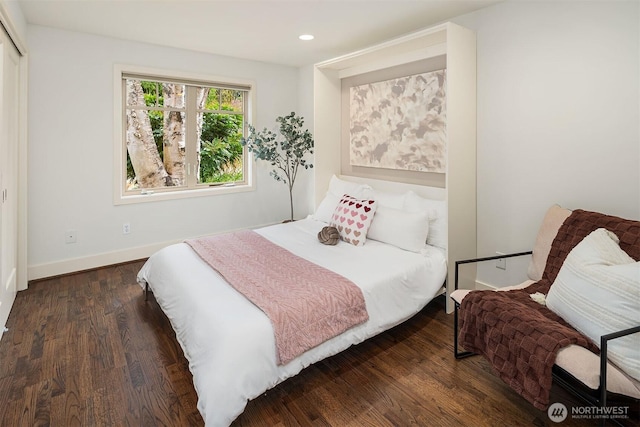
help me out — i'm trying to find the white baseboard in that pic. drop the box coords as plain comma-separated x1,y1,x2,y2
27,240,178,281
27,221,280,281
474,280,500,291
0,270,17,342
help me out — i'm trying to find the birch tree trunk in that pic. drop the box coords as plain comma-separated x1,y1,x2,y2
163,83,185,185
126,80,169,188
195,87,210,182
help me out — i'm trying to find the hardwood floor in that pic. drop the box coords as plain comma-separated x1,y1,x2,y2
0,261,636,426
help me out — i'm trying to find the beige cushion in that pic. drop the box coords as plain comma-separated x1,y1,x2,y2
527,205,572,281
556,345,640,398
450,289,472,305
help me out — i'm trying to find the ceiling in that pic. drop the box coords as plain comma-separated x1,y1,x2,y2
16,0,501,67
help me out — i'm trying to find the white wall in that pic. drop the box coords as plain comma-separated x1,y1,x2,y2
27,25,305,279
296,63,317,216
452,0,640,287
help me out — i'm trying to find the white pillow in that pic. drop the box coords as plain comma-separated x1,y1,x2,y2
546,228,640,382
372,190,407,209
367,206,430,253
312,175,373,223
404,191,447,250
313,192,341,224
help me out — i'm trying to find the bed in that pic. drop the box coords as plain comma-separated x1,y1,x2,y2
137,177,448,426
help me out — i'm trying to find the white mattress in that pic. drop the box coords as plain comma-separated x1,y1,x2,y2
137,217,447,426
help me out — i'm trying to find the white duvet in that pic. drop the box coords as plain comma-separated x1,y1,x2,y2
137,217,447,426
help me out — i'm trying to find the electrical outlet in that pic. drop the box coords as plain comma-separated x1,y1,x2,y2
65,229,77,244
123,223,131,234
496,252,506,270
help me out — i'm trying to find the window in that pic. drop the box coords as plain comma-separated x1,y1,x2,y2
114,66,254,204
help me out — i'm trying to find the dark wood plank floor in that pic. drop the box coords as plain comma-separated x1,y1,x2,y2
0,261,636,426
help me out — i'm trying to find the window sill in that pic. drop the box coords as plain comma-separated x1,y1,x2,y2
113,182,254,205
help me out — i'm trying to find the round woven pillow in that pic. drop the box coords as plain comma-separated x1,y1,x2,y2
318,226,340,245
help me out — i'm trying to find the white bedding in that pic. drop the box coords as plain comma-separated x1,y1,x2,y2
137,217,447,426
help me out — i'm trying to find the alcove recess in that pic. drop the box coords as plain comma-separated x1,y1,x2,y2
313,22,477,312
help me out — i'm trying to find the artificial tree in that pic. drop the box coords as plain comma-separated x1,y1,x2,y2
242,112,314,221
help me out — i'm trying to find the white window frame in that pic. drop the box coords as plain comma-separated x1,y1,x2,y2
113,64,256,205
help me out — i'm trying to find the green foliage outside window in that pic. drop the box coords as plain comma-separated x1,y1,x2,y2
199,113,244,183
126,81,244,184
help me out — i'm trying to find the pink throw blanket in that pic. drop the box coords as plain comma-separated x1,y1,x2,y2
185,230,369,365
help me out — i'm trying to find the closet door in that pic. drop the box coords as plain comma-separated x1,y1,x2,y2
0,25,19,333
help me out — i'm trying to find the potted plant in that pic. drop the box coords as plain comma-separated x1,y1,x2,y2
242,112,314,221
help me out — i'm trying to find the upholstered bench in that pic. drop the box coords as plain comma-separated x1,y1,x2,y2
451,205,640,415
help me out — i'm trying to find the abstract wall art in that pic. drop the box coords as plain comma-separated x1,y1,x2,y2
349,69,447,173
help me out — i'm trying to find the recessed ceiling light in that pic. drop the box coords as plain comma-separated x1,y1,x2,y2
299,34,314,41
